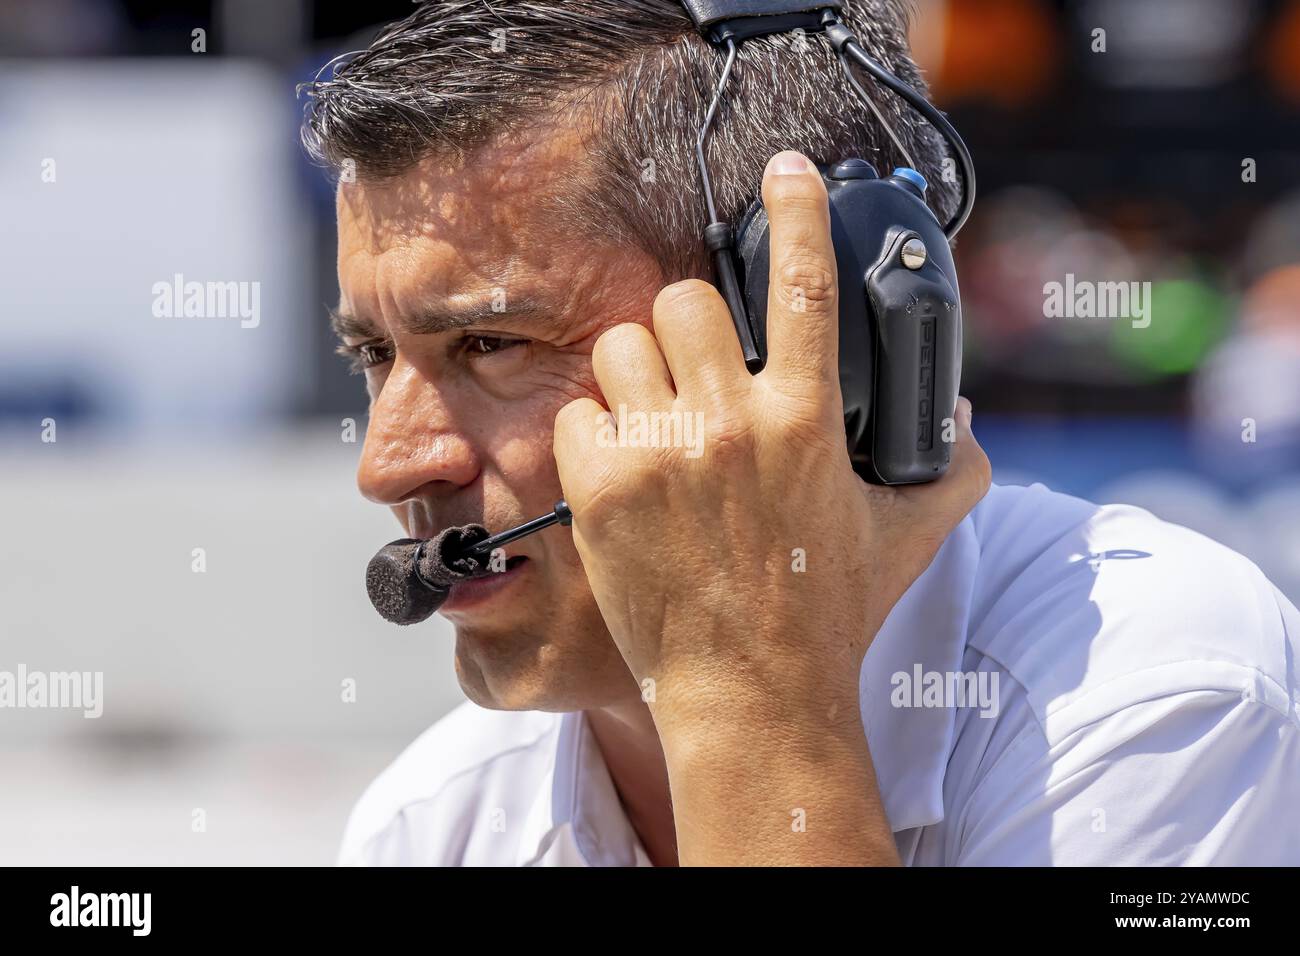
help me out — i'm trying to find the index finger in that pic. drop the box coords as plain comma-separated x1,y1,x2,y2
758,150,840,399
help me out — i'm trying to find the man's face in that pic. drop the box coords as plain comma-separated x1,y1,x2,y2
335,130,665,712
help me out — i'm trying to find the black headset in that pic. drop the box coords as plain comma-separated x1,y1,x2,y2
681,0,976,484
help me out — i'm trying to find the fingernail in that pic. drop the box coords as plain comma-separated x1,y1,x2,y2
769,151,811,176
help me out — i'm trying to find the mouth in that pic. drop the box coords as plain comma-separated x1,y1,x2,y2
440,554,530,614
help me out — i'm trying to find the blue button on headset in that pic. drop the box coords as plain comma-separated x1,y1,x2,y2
891,167,928,196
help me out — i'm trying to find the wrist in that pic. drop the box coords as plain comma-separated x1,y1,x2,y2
649,672,865,779
645,662,864,748
656,699,896,866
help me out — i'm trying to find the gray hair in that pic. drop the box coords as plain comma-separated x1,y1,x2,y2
299,0,958,279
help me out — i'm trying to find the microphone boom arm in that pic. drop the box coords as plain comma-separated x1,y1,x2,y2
462,500,572,557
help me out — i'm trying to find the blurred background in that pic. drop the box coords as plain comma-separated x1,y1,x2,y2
1,0,1298,864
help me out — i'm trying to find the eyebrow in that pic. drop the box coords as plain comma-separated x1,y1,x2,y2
328,297,547,340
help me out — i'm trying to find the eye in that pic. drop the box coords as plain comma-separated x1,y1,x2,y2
359,342,392,366
337,338,394,374
463,335,527,356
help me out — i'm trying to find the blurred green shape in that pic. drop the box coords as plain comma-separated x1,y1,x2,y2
1110,278,1230,378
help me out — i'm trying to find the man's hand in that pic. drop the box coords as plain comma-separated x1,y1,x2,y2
552,151,991,864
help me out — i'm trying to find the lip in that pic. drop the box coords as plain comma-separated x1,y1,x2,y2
440,556,529,614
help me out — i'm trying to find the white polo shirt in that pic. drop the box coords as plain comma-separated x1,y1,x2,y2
338,482,1300,866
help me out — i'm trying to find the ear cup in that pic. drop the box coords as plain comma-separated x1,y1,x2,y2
734,177,875,467
733,163,962,484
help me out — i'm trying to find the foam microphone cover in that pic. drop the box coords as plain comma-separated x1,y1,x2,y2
366,524,491,625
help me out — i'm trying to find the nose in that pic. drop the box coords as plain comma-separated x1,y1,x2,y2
356,358,481,506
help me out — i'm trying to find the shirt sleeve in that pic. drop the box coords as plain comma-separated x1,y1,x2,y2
953,688,1300,865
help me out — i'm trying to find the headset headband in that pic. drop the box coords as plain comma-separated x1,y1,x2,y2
681,0,843,41
680,0,974,241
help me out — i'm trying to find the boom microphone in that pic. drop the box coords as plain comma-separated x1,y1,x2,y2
365,500,572,625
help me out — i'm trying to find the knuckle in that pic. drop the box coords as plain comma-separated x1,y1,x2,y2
554,398,594,435
707,413,759,465
593,322,646,365
654,278,717,317
766,176,829,212
578,473,628,526
766,392,843,453
653,279,725,344
775,257,837,314
583,458,660,524
777,414,839,457
771,189,828,217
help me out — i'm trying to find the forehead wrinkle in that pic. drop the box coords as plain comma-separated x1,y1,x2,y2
339,174,563,324
338,121,595,244
336,121,664,347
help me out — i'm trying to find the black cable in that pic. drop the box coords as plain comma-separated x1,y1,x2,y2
691,33,763,370
695,36,738,225
823,17,976,239
836,46,917,173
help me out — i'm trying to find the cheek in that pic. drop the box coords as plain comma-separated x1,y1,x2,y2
483,359,601,559
451,360,570,504
491,374,591,483
497,350,602,450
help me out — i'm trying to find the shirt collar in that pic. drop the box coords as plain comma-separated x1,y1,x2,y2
514,710,650,867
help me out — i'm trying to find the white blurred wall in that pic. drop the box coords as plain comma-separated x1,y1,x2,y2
0,60,466,864
0,431,468,864
0,60,310,432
